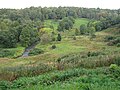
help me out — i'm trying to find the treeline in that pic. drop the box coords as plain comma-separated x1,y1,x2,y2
0,7,120,48
79,16,120,35
0,7,120,21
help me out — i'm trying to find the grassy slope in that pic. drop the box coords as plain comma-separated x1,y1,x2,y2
73,18,89,29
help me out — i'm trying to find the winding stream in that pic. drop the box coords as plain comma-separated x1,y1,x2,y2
21,42,38,57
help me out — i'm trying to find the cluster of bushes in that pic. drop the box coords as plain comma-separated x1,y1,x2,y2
87,51,105,57
0,49,15,58
105,36,120,47
57,17,75,32
109,64,120,78
29,48,44,56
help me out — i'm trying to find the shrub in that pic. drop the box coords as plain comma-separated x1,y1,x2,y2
52,37,56,41
87,51,105,57
107,37,120,46
73,36,76,40
29,48,44,56
51,45,56,49
116,43,120,47
0,81,11,90
0,49,15,57
109,64,118,70
104,36,115,42
57,33,61,41
109,64,120,78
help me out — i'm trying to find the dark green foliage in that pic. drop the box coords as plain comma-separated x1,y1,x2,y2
117,43,120,47
51,45,56,49
57,33,62,41
20,25,39,47
107,37,120,46
57,17,75,32
109,64,120,78
87,51,105,57
29,48,44,56
80,24,87,35
0,81,10,90
104,36,115,42
51,37,56,41
0,49,15,58
73,36,77,40
0,31,17,48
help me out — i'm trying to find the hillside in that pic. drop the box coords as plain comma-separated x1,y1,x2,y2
0,7,120,90
0,22,120,90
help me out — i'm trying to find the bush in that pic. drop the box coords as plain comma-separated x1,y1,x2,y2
57,33,61,41
52,37,56,41
73,36,76,40
51,45,56,49
109,64,120,78
87,51,105,57
104,36,115,42
29,48,44,56
107,37,120,46
0,49,15,57
116,43,120,47
0,81,11,90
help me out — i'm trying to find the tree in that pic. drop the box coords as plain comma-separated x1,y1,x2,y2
0,31,17,48
57,33,62,41
41,34,51,44
57,17,74,32
20,25,39,47
80,24,87,35
75,28,79,36
88,27,96,36
88,27,96,40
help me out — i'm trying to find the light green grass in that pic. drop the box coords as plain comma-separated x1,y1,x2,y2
73,18,89,29
44,20,59,31
36,39,85,56
49,42,85,55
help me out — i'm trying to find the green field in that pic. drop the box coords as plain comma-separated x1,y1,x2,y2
73,18,89,29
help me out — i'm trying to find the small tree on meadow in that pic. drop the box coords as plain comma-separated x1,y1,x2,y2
57,33,62,41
